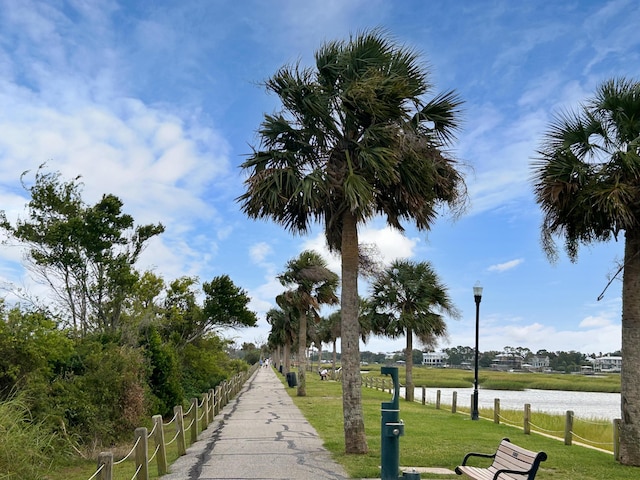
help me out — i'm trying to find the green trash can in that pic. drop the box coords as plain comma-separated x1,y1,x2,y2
286,372,297,387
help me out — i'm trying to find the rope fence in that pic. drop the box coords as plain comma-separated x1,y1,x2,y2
362,376,621,460
88,364,257,480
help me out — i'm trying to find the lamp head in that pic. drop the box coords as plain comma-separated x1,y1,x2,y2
473,282,483,299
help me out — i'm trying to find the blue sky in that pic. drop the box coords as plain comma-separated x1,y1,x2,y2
0,0,638,355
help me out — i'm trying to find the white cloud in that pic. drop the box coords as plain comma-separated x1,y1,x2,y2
579,315,613,328
250,242,273,264
488,258,524,272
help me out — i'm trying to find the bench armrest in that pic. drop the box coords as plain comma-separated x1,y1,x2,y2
492,467,531,480
460,451,496,466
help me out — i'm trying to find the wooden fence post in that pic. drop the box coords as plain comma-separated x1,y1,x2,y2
209,389,215,421
190,398,199,444
134,427,149,480
494,398,500,424
613,418,621,461
452,391,457,413
97,451,113,480
174,405,186,456
436,390,441,409
524,403,531,434
202,393,209,431
152,415,168,475
564,410,574,445
214,385,221,415
422,386,426,405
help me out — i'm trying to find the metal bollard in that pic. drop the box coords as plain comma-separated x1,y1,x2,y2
381,366,410,480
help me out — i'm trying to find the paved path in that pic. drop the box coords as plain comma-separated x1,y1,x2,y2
161,366,349,480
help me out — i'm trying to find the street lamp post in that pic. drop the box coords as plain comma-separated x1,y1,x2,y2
472,282,483,420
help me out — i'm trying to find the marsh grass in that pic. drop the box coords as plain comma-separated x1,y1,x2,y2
288,371,635,480
0,394,61,480
367,365,621,393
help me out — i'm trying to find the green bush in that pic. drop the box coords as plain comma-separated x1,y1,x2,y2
38,337,149,447
140,325,184,416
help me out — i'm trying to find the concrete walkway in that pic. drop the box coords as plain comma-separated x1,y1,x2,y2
160,366,349,479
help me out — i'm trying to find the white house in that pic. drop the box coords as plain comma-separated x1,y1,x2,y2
422,351,448,367
594,355,622,373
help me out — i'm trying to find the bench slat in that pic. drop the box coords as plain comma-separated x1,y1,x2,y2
455,438,547,480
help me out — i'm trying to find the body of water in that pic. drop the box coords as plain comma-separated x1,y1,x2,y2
403,387,620,420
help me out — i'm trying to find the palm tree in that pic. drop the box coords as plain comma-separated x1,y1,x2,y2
531,77,640,466
278,250,339,396
366,259,458,401
238,29,466,453
266,306,296,374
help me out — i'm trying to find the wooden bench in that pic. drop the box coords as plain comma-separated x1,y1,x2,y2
455,438,547,480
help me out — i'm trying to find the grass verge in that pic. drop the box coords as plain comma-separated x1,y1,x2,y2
286,371,636,480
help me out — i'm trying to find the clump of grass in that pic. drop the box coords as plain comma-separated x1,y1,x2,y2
0,395,60,479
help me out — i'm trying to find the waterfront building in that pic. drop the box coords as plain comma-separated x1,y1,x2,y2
422,351,448,367
594,355,622,373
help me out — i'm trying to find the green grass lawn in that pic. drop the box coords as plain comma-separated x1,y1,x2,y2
286,370,636,480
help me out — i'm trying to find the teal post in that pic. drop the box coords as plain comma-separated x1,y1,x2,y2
381,366,404,480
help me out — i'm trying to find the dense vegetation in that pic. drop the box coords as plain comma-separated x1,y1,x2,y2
0,169,260,479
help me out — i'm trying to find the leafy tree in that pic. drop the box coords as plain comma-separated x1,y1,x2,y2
140,325,183,416
277,250,338,396
412,349,424,367
0,168,164,334
238,29,465,453
532,77,640,465
162,275,256,347
367,259,458,401
202,274,258,330
179,335,237,399
162,277,204,347
444,346,474,367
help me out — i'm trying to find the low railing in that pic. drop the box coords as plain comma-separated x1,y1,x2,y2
362,376,621,460
86,364,257,480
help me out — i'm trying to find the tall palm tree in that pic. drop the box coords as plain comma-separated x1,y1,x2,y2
532,77,640,466
238,29,465,453
325,310,342,375
278,250,339,396
366,259,458,401
266,306,296,374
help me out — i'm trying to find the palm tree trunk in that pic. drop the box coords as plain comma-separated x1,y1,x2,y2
275,345,282,372
406,328,414,402
297,313,307,396
332,340,337,379
620,228,640,465
284,341,291,374
340,210,368,454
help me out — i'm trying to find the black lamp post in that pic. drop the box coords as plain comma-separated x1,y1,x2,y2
472,282,483,420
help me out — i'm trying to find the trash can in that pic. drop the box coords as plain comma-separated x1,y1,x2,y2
286,372,297,387
279,365,283,374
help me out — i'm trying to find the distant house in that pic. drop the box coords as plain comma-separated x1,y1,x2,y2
422,351,448,367
528,355,550,371
491,353,522,371
594,355,622,373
